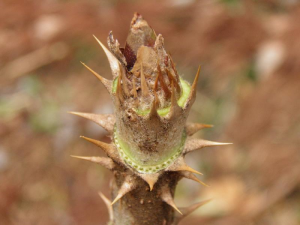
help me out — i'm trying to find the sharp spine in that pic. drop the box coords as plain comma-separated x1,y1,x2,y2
157,63,171,98
148,91,159,118
99,192,114,221
71,155,115,170
185,123,213,136
93,35,121,79
140,63,149,97
179,171,209,187
184,138,232,154
116,68,124,102
175,199,212,224
131,78,138,98
111,175,137,205
167,157,203,175
80,136,120,161
166,69,180,91
68,112,115,133
154,73,159,90
80,62,112,93
138,173,160,191
121,67,130,96
161,184,182,215
169,53,180,82
168,81,181,118
185,66,201,108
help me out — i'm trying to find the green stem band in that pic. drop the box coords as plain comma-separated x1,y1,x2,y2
113,126,186,174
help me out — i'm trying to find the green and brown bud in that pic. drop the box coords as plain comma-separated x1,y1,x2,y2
102,13,202,175
72,13,231,225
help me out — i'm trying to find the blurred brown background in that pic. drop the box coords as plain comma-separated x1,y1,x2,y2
1,0,300,224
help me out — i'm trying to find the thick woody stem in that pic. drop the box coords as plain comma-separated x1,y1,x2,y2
111,172,180,225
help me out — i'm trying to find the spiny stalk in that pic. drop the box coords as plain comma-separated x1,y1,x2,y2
71,12,231,225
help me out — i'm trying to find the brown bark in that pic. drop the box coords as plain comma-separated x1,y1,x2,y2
111,172,180,225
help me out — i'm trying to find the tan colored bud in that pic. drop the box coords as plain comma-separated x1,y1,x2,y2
100,13,201,174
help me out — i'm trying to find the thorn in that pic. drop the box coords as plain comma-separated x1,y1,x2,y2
168,81,181,118
179,171,209,187
166,68,172,84
169,53,180,82
111,175,136,205
93,35,121,79
71,155,115,170
167,157,203,175
166,69,180,91
171,81,177,105
131,78,138,98
185,123,213,136
176,199,212,223
80,136,120,161
116,69,124,102
99,192,114,221
148,91,159,118
192,66,201,95
161,184,182,215
184,138,233,154
68,112,115,133
180,166,203,175
80,62,112,93
138,173,160,191
157,63,171,98
140,63,149,97
121,67,130,96
185,66,201,108
154,73,159,90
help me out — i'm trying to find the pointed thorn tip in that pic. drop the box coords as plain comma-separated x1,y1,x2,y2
111,196,120,205
175,206,183,215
